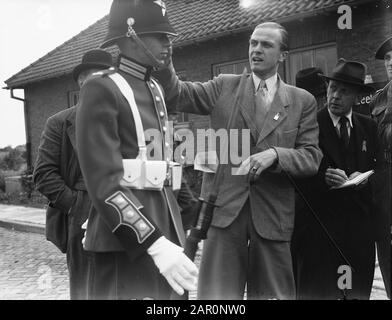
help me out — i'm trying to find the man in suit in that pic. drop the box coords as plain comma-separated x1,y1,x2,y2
33,49,113,299
293,59,378,300
75,0,197,300
295,67,327,111
370,37,392,298
155,22,322,300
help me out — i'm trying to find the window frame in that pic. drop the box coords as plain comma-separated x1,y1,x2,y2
284,42,338,85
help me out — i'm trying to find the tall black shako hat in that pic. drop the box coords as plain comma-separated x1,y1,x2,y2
72,49,113,81
101,0,177,48
295,67,327,97
375,36,392,60
320,58,374,93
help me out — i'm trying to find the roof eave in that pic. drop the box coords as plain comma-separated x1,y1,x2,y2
5,71,73,89
5,0,375,87
174,0,375,47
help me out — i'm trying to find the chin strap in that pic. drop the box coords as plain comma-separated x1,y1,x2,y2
126,17,166,71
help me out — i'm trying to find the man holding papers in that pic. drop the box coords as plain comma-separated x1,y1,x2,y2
156,22,322,300
293,59,379,300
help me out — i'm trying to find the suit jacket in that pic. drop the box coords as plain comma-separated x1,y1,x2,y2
155,65,322,241
76,67,185,261
303,107,378,242
33,106,89,226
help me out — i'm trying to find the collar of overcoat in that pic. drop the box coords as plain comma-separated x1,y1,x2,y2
65,106,78,152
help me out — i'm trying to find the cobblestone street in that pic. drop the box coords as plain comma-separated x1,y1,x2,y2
0,227,69,300
0,227,387,300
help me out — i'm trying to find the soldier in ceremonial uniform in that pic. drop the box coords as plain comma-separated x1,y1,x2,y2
76,0,198,300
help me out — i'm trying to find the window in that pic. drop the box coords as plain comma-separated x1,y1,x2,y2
213,59,250,76
285,44,337,85
213,58,286,80
68,90,79,108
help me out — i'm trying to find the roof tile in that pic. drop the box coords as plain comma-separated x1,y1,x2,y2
5,0,368,87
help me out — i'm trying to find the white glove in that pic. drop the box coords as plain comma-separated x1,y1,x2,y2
147,236,198,296
81,219,88,248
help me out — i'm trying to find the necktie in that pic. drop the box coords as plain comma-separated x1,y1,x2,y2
339,116,350,148
255,80,268,133
257,80,268,102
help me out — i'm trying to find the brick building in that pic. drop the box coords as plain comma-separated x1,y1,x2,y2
4,0,392,168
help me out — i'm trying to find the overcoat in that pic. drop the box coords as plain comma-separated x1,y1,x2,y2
33,105,91,300
293,107,378,300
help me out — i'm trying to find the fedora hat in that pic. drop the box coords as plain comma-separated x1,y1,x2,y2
72,49,113,81
320,58,374,93
101,0,177,49
295,67,327,97
375,36,392,60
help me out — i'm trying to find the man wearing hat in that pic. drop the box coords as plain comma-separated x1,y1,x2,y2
370,36,392,299
294,59,378,299
75,0,198,300
33,49,113,300
295,67,327,111
371,36,392,124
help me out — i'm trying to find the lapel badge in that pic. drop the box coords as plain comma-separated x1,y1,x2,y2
273,113,280,121
362,140,367,152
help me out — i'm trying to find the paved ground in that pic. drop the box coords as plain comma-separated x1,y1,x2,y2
0,204,388,300
0,226,387,300
0,227,69,300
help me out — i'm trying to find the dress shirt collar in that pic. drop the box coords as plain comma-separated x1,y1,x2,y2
252,72,278,93
327,107,353,128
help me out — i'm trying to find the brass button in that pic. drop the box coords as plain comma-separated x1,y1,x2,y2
159,111,165,117
155,96,161,102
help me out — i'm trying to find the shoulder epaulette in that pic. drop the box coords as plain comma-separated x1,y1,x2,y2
91,67,117,78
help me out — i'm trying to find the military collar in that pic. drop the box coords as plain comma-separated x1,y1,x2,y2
117,54,153,81
372,104,387,117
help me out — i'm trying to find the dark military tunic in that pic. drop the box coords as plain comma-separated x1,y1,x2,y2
76,55,185,299
371,81,391,125
370,81,392,298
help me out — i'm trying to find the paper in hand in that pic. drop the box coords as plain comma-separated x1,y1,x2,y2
331,170,374,189
194,151,219,173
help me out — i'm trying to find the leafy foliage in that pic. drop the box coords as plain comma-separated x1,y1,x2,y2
0,145,26,171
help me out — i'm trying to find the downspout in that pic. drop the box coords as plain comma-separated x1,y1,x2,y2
10,88,32,172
